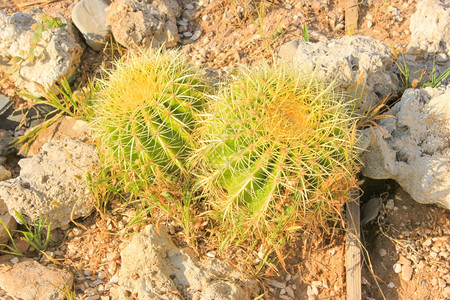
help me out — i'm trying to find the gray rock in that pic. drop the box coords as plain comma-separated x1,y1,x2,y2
0,259,73,300
361,85,450,209
72,0,110,51
0,166,11,181
361,197,382,225
110,225,259,300
0,94,12,116
0,130,13,156
277,36,401,109
106,0,181,49
0,9,83,97
0,138,99,228
409,0,450,55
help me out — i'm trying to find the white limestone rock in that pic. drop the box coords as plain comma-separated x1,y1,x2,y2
0,138,99,228
72,0,110,51
110,225,259,300
409,0,450,55
106,0,181,49
0,9,83,97
361,85,450,209
277,36,401,109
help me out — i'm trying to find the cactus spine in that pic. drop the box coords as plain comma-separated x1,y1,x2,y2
90,49,207,188
193,63,360,246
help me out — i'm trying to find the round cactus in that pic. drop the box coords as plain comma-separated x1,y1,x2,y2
90,49,207,189
192,63,360,247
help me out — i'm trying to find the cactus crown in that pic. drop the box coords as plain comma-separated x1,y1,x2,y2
193,63,360,248
90,49,207,189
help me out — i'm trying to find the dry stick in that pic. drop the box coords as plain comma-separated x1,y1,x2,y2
345,0,359,35
16,0,59,9
346,190,361,300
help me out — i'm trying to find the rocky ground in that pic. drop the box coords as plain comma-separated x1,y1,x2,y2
0,0,449,299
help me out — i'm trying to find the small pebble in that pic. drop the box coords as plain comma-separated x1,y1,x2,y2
335,23,344,31
291,284,297,290
379,248,387,257
367,20,373,28
206,252,216,258
84,270,93,276
307,286,314,296
185,4,194,10
387,282,395,288
280,288,286,295
98,271,107,280
423,239,432,247
183,31,193,37
401,264,413,281
285,4,292,9
393,263,402,273
85,296,99,300
285,274,292,282
191,30,202,41
439,278,446,288
10,257,19,264
285,286,295,298
266,279,286,289
311,281,322,287
202,14,210,21
436,53,448,63
385,199,395,210
110,275,119,284
430,251,438,258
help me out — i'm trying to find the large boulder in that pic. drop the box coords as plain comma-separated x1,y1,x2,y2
0,9,83,97
106,0,181,49
361,85,450,209
0,138,99,228
110,225,259,300
277,36,401,109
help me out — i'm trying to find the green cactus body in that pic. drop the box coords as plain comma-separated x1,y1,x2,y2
194,64,360,245
90,49,206,188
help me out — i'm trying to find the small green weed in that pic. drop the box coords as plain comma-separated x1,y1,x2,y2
0,217,23,256
0,211,52,255
302,24,310,42
14,211,52,252
10,78,95,155
423,58,450,88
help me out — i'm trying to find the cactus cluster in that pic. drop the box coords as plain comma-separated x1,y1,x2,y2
90,49,207,190
90,48,361,251
192,63,360,246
